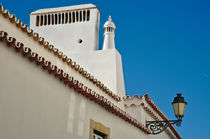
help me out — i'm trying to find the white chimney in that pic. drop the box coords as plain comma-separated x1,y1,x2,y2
102,16,116,50
31,6,126,99
30,4,100,53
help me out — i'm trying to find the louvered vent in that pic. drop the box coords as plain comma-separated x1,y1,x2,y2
36,10,90,27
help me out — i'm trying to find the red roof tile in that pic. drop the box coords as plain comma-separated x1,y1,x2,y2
144,94,181,139
0,30,151,134
0,3,121,102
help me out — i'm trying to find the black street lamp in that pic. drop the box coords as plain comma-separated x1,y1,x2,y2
146,93,187,135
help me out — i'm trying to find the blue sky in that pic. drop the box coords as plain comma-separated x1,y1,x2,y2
2,0,210,138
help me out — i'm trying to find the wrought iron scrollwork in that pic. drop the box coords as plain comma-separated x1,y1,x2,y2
146,120,182,135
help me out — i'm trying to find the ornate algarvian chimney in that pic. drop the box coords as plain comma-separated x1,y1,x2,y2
102,16,116,50
30,4,100,53
30,5,126,99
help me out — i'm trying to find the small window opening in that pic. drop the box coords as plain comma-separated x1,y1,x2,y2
36,15,39,26
78,39,83,44
83,11,86,21
80,11,82,22
55,14,57,24
76,11,79,22
69,12,72,23
93,130,106,139
72,12,75,23
52,14,54,25
87,10,90,21
62,13,65,24
40,15,43,26
90,120,110,139
48,14,51,25
58,13,61,24
65,13,68,23
44,15,47,25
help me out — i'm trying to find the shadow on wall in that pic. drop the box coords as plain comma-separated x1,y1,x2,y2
67,90,87,137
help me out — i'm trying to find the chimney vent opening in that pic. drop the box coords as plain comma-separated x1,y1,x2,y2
35,9,91,27
78,39,83,44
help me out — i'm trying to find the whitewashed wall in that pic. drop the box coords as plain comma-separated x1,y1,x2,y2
0,13,125,110
30,5,125,98
66,49,126,98
124,97,178,139
0,9,179,139
30,4,100,52
0,41,148,139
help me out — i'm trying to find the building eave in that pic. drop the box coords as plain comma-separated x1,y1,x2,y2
0,3,120,102
124,94,182,139
0,30,151,134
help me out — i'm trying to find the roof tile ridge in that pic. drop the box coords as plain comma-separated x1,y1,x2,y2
123,94,131,100
141,102,159,120
133,94,143,100
141,102,175,138
0,3,121,102
124,94,143,100
0,30,151,134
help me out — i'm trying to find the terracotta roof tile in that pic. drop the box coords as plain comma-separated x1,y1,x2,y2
125,94,180,139
141,104,175,139
0,3,121,102
144,94,181,139
0,31,151,134
124,94,143,100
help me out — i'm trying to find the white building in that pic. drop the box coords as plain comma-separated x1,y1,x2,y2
0,3,181,139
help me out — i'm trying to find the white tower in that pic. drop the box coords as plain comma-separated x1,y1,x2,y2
31,6,126,100
30,4,100,53
102,16,116,50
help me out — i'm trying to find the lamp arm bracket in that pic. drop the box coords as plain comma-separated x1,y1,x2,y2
146,119,182,135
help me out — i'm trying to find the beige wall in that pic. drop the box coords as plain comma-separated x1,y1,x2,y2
0,41,148,139
0,11,179,139
0,14,125,110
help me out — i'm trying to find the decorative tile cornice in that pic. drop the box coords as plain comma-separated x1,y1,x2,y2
124,94,181,139
0,31,151,134
124,102,175,139
124,94,143,100
0,3,121,102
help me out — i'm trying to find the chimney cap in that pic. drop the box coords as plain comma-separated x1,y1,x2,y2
103,16,116,29
30,4,99,15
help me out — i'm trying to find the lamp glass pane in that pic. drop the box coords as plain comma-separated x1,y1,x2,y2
173,103,179,117
178,103,186,117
